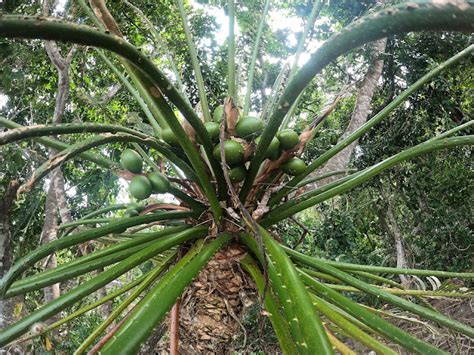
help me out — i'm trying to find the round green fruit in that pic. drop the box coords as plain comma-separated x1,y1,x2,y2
269,147,282,161
235,116,264,139
213,105,224,122
277,129,299,150
256,136,280,159
281,157,307,176
125,209,139,217
161,128,180,147
213,140,244,166
148,171,171,193
204,121,220,141
127,202,142,212
120,149,143,174
228,165,247,182
129,175,152,200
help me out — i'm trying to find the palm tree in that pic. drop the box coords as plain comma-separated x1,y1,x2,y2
0,0,473,353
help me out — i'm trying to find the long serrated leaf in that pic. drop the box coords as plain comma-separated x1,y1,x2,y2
309,293,397,355
0,227,207,346
241,231,334,354
74,251,178,354
6,226,187,298
303,260,474,337
284,246,474,279
99,234,232,354
299,271,445,354
240,255,298,355
0,211,192,297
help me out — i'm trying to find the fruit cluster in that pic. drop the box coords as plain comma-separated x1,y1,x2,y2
160,104,308,183
120,149,171,201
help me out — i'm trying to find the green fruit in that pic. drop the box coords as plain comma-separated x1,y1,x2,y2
269,148,282,161
281,157,307,176
204,121,220,141
120,149,143,174
228,165,247,182
235,116,264,139
161,128,180,147
148,172,171,193
213,140,244,166
127,202,142,211
277,129,299,150
213,105,224,122
129,175,152,200
125,209,139,217
256,136,280,159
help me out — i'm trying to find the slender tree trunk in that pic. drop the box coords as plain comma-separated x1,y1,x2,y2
386,202,411,287
41,177,61,303
41,0,76,304
377,186,411,287
0,180,19,328
308,38,387,188
53,170,72,224
96,267,113,319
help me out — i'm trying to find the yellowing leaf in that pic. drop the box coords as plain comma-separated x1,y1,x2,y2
44,336,53,351
13,303,23,319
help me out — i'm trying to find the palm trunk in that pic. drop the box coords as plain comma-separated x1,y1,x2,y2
156,243,254,354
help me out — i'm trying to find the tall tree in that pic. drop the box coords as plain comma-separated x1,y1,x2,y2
40,0,76,303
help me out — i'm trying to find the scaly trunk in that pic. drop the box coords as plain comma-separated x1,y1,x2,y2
156,243,254,354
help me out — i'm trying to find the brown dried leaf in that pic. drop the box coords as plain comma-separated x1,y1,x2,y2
182,119,196,144
224,97,239,136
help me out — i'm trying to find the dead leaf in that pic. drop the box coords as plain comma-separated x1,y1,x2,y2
44,336,53,351
224,97,239,136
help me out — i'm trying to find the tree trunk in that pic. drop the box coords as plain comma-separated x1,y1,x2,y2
156,244,255,354
40,0,76,304
0,180,19,328
308,38,387,188
41,176,61,303
386,202,411,287
377,186,412,288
